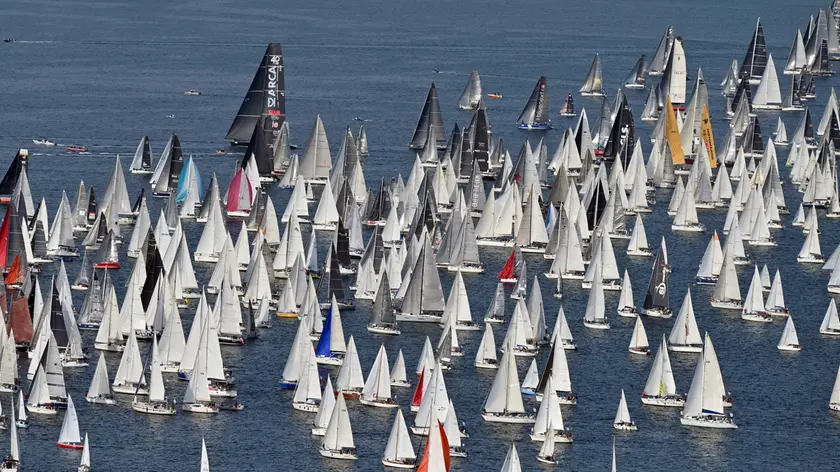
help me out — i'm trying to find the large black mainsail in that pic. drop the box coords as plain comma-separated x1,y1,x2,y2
0,150,26,199
517,76,550,129
642,241,670,315
472,108,490,174
241,116,274,176
225,43,286,144
409,82,446,149
602,95,635,164
740,18,768,83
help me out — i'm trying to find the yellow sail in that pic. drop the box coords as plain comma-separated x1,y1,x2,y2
665,98,685,165
701,104,717,168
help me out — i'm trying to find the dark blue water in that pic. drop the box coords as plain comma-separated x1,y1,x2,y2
0,0,838,470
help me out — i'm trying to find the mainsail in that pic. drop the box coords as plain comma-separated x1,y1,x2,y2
225,43,285,144
740,18,768,83
409,82,446,149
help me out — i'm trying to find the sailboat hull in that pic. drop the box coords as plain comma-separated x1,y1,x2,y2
741,312,773,323
113,385,149,395
319,448,357,460
529,431,573,442
358,397,399,408
366,325,401,336
613,422,638,431
132,401,177,415
395,313,442,323
518,123,552,130
680,415,738,429
390,380,411,388
710,300,743,311
583,320,610,330
668,344,702,353
292,401,320,412
777,344,802,352
629,347,650,355
58,442,85,450
481,412,536,424
85,394,117,405
474,360,499,369
381,458,415,469
640,395,685,407
26,404,59,415
182,403,219,414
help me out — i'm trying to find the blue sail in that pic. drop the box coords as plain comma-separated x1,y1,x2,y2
314,304,333,358
175,158,202,204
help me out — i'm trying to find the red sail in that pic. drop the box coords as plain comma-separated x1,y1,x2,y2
416,420,450,472
9,297,32,343
3,255,21,286
498,247,516,280
411,367,425,407
0,205,10,270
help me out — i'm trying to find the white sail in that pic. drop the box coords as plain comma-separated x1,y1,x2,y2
200,437,210,472
613,389,632,424
629,317,649,352
336,336,365,393
57,395,82,445
362,345,392,403
322,393,354,451
668,289,702,347
484,340,526,415
383,409,415,463
778,316,800,349
313,376,336,434
87,352,113,399
644,336,677,396
682,333,726,417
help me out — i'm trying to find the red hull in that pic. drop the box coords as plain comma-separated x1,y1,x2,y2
57,442,84,449
93,262,120,269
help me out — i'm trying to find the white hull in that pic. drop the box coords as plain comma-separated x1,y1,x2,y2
312,223,337,231
616,308,638,318
446,265,485,274
613,422,638,431
132,401,177,415
710,300,743,311
797,255,825,264
319,448,357,460
367,325,401,336
113,385,149,395
641,395,685,407
626,249,653,257
27,404,59,415
821,328,840,336
194,253,220,263
583,320,610,330
358,397,399,408
668,344,702,353
85,395,117,405
741,312,773,323
311,426,327,436
475,239,514,248
474,360,499,369
315,356,344,366
182,403,219,414
382,459,416,469
529,431,573,443
777,344,802,352
481,412,536,424
292,401,320,412
671,224,705,232
680,415,737,429
395,313,442,323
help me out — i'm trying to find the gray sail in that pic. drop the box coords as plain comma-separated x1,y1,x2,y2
648,26,674,76
579,54,604,95
370,271,395,326
518,76,550,127
623,55,648,88
226,43,285,144
457,70,482,110
409,82,446,149
642,242,670,312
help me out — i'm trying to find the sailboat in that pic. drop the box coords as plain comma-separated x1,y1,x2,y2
582,262,609,329
481,339,535,423
617,270,638,317
367,271,399,335
130,136,153,174
78,433,90,472
711,249,743,310
319,393,357,459
14,393,26,429
580,54,605,97
312,376,335,436
680,333,737,429
457,71,482,110
741,265,772,323
741,18,768,85
1,403,19,471
535,420,559,464
499,444,521,472
200,437,210,472
695,231,723,284
641,240,671,318
628,317,650,355
57,395,84,448
764,270,788,316
132,337,176,415
777,316,801,352
112,330,147,395
529,375,572,443
668,290,703,352
85,353,116,405
517,77,551,130
641,336,685,407
623,54,648,89
613,389,637,431
559,93,576,117
831,364,840,411
820,300,840,335
292,344,321,412
474,323,498,369
390,350,410,388
409,82,446,149
484,282,505,324
315,296,347,365
626,214,652,256
225,43,285,145
381,409,416,469
797,222,824,263
360,345,398,408
182,312,219,413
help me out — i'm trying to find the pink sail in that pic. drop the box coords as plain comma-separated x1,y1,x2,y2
226,169,253,214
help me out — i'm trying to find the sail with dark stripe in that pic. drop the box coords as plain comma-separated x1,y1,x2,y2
0,150,26,198
225,43,286,144
241,116,274,175
602,95,635,165
648,26,674,76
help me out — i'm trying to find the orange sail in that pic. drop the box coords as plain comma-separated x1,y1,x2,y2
701,104,717,168
3,255,21,286
416,420,450,472
665,97,685,165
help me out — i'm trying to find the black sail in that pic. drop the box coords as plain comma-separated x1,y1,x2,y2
50,282,69,348
642,244,670,311
225,43,286,144
740,18,768,81
242,116,275,175
472,108,490,173
409,82,446,149
0,151,25,197
602,95,635,164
